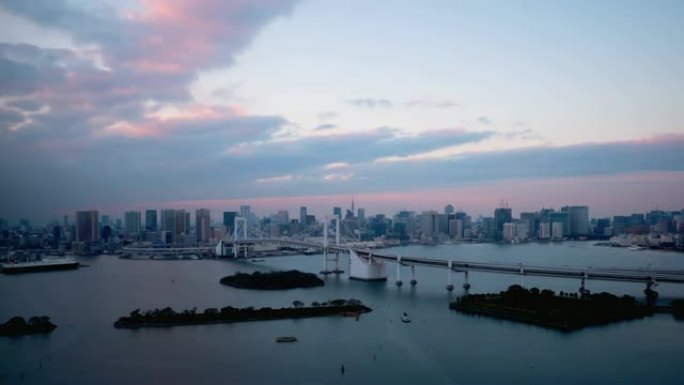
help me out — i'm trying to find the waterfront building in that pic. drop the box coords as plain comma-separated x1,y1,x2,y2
124,211,142,237
502,223,515,241
160,209,176,234
494,207,512,240
563,206,590,237
538,222,551,239
420,210,438,240
145,210,157,232
550,211,570,237
552,222,564,240
75,210,99,243
196,208,211,244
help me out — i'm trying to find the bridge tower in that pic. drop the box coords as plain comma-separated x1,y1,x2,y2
320,215,344,275
233,217,248,258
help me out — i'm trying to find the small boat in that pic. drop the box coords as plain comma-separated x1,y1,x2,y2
401,312,411,323
276,336,297,342
628,245,645,250
250,259,266,262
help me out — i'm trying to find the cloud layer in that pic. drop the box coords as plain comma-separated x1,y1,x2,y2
0,1,682,221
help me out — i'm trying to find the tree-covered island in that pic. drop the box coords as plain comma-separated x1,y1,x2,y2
114,299,371,329
450,285,657,332
0,316,57,336
219,270,324,290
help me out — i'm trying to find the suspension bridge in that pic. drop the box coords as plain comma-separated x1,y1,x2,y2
124,216,684,295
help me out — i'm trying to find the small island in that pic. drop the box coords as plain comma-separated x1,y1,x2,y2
450,285,655,332
220,270,324,290
114,299,371,329
0,316,57,337
671,300,684,320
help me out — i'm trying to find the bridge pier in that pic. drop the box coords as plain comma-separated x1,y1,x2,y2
332,251,344,274
395,256,403,286
463,271,471,290
410,265,417,286
446,260,454,291
579,272,590,295
518,264,524,287
644,279,659,299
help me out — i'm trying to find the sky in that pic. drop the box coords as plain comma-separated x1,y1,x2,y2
0,0,683,222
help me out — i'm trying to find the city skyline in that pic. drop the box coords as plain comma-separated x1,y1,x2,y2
1,1,683,221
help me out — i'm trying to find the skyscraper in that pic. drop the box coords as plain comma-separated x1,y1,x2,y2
564,206,590,237
300,206,307,226
223,211,237,235
196,208,211,243
145,210,157,232
124,211,142,236
444,204,454,215
160,209,176,234
494,207,512,240
75,210,99,243
333,207,342,219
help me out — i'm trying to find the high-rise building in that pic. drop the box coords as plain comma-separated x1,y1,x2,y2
145,210,157,232
357,208,365,222
300,206,307,226
240,205,251,219
160,209,176,234
223,211,237,235
551,222,564,240
175,210,187,238
333,207,342,219
277,209,289,225
101,215,110,227
538,222,551,239
444,204,454,215
75,210,99,243
196,208,211,243
494,207,512,240
420,210,438,240
550,211,570,237
563,206,589,237
124,211,142,236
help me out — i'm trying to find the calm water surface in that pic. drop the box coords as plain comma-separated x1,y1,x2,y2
1,242,683,384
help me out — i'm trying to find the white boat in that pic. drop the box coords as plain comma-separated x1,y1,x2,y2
628,245,645,250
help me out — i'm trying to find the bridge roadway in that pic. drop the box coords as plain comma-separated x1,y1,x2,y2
246,238,684,285
122,238,684,285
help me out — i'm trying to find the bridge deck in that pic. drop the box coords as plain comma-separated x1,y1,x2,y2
125,238,684,284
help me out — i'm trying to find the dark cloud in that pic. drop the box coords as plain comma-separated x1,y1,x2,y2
347,98,393,108
222,128,494,180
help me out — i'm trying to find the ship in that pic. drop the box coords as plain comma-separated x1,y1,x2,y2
275,336,297,342
2,258,80,274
